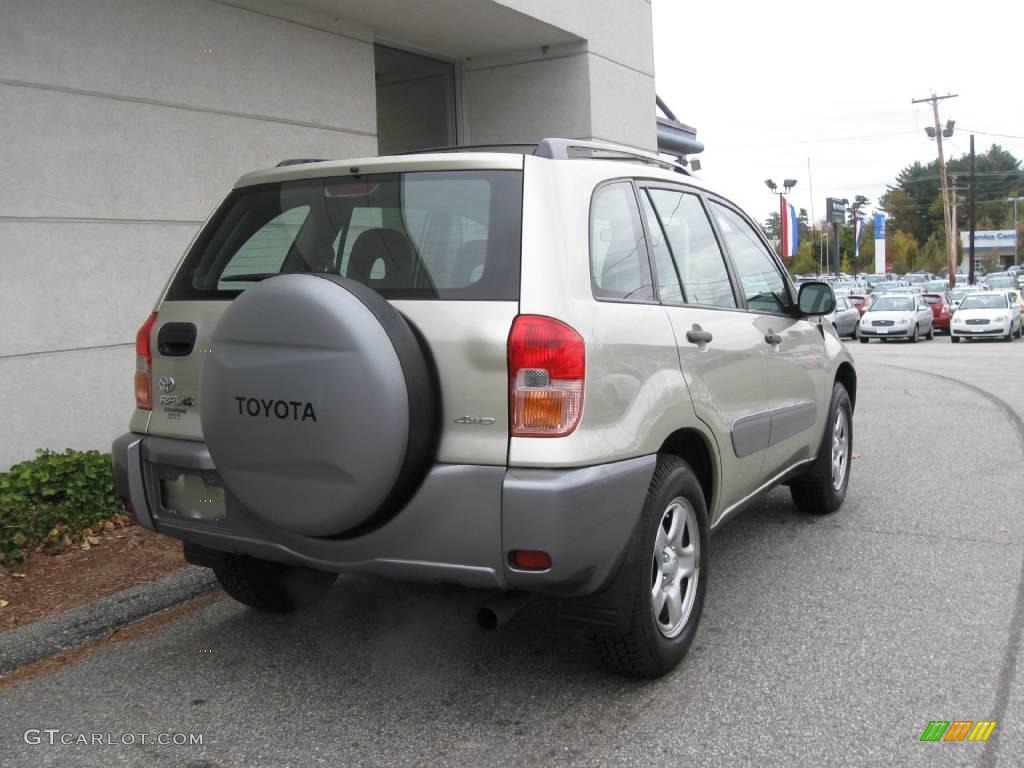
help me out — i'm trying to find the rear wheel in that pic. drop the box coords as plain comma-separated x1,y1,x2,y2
926,324,934,340
214,555,337,613
790,383,852,515
591,456,708,679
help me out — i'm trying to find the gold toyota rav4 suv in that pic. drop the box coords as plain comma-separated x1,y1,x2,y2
113,139,856,678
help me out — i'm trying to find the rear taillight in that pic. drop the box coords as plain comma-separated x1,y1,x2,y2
508,315,584,437
135,312,158,410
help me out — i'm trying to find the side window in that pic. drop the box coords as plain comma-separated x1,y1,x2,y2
218,206,311,288
638,193,683,304
590,183,655,302
710,202,790,313
647,189,737,308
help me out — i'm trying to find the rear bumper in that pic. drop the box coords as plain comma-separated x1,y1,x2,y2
112,433,654,597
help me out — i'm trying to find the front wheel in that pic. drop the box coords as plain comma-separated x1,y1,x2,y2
910,325,919,343
951,335,960,343
591,456,708,679
790,383,852,515
213,555,337,613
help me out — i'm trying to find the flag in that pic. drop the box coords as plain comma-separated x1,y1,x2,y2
780,197,799,258
854,216,864,261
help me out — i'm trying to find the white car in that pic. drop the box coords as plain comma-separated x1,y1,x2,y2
950,292,1023,342
858,293,934,343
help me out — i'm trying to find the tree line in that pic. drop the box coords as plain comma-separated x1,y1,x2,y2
763,145,1023,275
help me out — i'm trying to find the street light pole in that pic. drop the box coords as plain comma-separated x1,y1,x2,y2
913,92,958,286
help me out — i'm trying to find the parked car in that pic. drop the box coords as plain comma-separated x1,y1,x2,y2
110,139,857,679
983,273,1016,291
949,286,986,311
1007,288,1024,315
869,280,910,295
825,295,861,338
858,293,934,342
848,293,872,317
950,292,1022,342
922,292,952,334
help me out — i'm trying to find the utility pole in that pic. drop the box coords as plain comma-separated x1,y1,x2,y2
912,92,958,287
969,135,976,286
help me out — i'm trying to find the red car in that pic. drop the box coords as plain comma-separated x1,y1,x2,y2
923,292,952,333
848,294,872,317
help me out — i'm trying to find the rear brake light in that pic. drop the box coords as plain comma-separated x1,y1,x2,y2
508,315,584,437
135,312,158,410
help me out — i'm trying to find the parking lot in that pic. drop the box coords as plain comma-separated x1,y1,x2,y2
2,337,1023,768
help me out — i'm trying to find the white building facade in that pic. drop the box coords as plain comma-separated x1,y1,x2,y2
0,0,660,468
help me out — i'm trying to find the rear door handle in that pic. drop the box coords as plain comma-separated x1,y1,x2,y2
157,322,198,357
764,333,782,345
686,329,713,345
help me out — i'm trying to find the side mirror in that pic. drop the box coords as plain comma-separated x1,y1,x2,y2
798,281,836,316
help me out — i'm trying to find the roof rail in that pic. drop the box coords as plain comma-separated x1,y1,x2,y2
393,139,690,174
401,144,538,156
276,158,329,167
535,138,689,175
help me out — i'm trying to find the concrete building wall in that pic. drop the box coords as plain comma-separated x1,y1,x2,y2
0,0,377,468
483,0,656,149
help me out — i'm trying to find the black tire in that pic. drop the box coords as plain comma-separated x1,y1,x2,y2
214,555,337,613
1004,328,1014,342
590,456,708,679
859,336,870,344
790,383,852,515
910,324,919,343
951,335,960,343
926,324,934,340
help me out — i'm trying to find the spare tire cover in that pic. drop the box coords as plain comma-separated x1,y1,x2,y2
200,274,432,536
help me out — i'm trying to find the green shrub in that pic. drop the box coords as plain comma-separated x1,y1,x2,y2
0,449,122,567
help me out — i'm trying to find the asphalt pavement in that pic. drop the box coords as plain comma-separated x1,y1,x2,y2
2,335,1023,767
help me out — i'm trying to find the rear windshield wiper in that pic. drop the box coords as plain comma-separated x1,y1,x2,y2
219,273,285,283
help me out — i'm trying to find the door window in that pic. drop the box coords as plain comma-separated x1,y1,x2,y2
646,189,737,308
710,202,791,314
638,193,683,304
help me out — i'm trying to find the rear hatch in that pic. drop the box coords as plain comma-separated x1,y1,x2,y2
142,160,524,466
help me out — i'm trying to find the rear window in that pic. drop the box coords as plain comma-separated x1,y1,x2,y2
167,170,523,301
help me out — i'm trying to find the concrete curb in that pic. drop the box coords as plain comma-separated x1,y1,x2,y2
0,566,219,675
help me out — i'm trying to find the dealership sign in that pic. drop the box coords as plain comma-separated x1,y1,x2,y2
960,230,1017,249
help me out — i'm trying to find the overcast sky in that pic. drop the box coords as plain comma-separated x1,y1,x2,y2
652,0,1024,228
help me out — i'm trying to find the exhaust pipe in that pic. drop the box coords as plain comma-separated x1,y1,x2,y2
477,592,534,631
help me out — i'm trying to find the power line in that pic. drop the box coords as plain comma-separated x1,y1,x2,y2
720,130,920,148
960,127,1024,140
